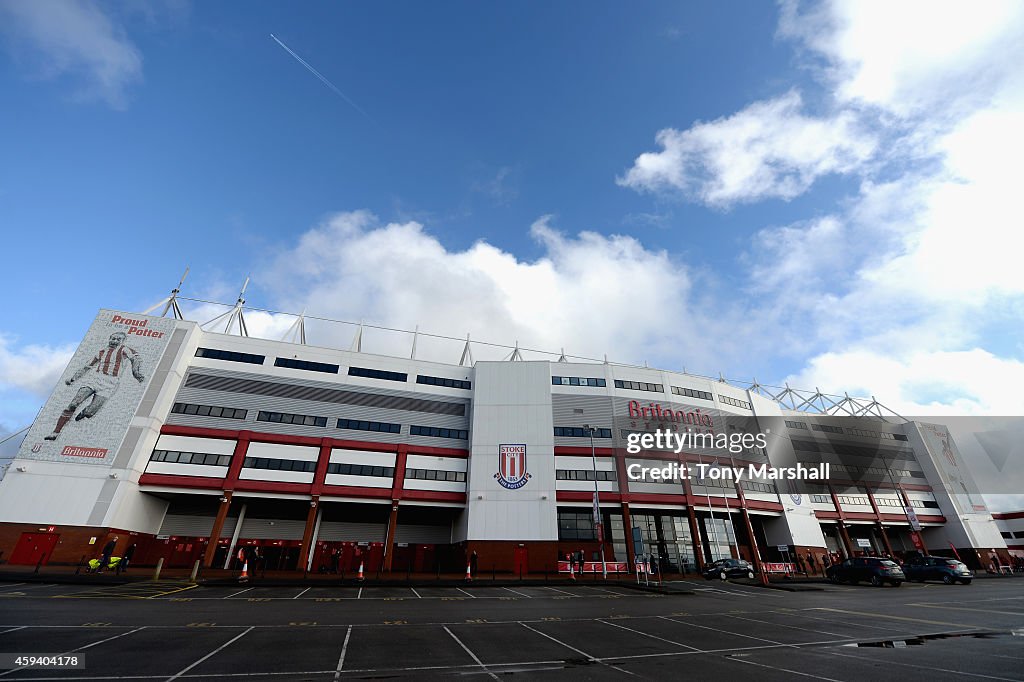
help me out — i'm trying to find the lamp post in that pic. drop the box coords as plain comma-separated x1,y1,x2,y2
583,424,608,579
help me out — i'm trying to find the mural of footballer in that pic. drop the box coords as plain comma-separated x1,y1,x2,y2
44,332,145,440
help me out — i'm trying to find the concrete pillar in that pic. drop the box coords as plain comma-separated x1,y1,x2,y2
382,502,399,572
621,502,636,567
298,497,320,572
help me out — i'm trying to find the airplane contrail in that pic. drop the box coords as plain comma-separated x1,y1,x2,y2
270,33,375,124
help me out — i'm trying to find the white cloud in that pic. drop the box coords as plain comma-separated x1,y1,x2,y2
0,0,143,108
244,210,752,371
778,0,1024,116
618,90,875,207
0,335,75,397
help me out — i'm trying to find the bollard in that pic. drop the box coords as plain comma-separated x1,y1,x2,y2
189,559,201,583
153,557,164,581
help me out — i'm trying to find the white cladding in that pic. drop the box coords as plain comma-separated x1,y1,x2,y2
155,435,237,456
463,362,557,542
246,442,319,461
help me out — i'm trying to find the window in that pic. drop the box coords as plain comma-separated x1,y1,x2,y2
893,434,909,441
1000,531,1013,539
274,357,339,374
327,463,395,477
195,347,265,365
336,418,402,434
405,468,466,482
558,510,596,541
171,403,247,420
257,411,327,427
836,495,870,505
718,395,752,410
785,420,808,430
242,457,316,472
670,386,713,401
811,423,844,434
740,480,775,494
810,494,832,504
614,379,664,393
410,425,469,440
150,450,231,466
1014,531,1024,539
348,366,408,382
417,375,471,390
552,376,607,387
553,426,612,438
555,469,617,481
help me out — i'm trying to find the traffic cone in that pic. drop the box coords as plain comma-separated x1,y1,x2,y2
357,562,365,581
239,561,249,582
569,562,576,581
465,562,473,582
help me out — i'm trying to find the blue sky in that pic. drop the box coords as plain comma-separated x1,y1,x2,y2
2,0,1024,447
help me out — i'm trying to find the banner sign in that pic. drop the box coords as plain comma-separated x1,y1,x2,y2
16,311,177,467
558,561,628,573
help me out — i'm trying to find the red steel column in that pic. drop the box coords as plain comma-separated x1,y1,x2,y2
203,433,251,568
621,502,636,567
683,474,706,572
828,484,855,558
865,489,895,556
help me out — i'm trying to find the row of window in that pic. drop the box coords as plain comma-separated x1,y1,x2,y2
718,395,752,410
740,480,775,494
1000,531,1024,539
829,463,920,479
150,450,232,467
337,418,402,434
836,495,870,506
417,375,471,390
409,425,468,440
196,347,265,365
671,386,713,401
243,457,316,472
909,499,941,509
555,469,617,481
171,403,247,420
552,376,607,387
257,411,328,427
349,366,408,382
327,463,395,477
554,426,612,438
558,511,597,541
787,421,909,441
405,468,466,482
614,379,664,393
275,357,339,374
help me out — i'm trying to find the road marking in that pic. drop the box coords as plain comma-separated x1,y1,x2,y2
542,586,577,596
907,602,1024,616
518,622,638,677
409,587,421,599
810,607,970,628
333,624,352,681
728,655,843,681
823,648,1019,681
456,587,476,598
357,587,363,599
166,626,253,682
502,587,532,598
224,587,253,599
0,626,146,678
444,626,499,680
724,613,850,638
0,583,26,591
293,587,311,600
0,626,26,634
598,619,701,651
658,616,786,645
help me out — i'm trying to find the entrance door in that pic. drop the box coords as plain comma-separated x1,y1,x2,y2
513,545,528,577
9,533,60,566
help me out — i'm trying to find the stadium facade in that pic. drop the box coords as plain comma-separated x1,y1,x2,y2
0,308,1011,575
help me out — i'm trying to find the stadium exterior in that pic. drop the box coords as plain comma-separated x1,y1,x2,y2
0,306,1011,575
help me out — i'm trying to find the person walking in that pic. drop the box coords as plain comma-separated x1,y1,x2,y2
121,543,136,572
99,536,118,573
807,552,817,575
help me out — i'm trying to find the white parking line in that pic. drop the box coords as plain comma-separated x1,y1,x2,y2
444,626,498,680
293,587,310,600
0,626,26,635
724,613,850,638
820,648,1019,681
502,587,532,598
541,586,576,596
728,655,844,681
658,615,786,646
409,587,422,599
224,587,253,599
166,626,253,682
519,622,638,677
333,625,352,681
357,586,363,599
0,626,146,678
599,619,701,651
455,587,476,598
0,583,26,592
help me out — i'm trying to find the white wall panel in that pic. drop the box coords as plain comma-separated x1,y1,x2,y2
406,455,466,472
247,442,319,461
145,462,229,478
239,469,314,483
325,474,392,488
154,435,236,456
330,449,396,466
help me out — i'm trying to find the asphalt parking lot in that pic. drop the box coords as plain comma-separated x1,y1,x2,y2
0,577,1021,680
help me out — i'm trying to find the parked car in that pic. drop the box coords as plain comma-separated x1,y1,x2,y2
903,556,973,584
702,558,755,580
826,557,905,587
